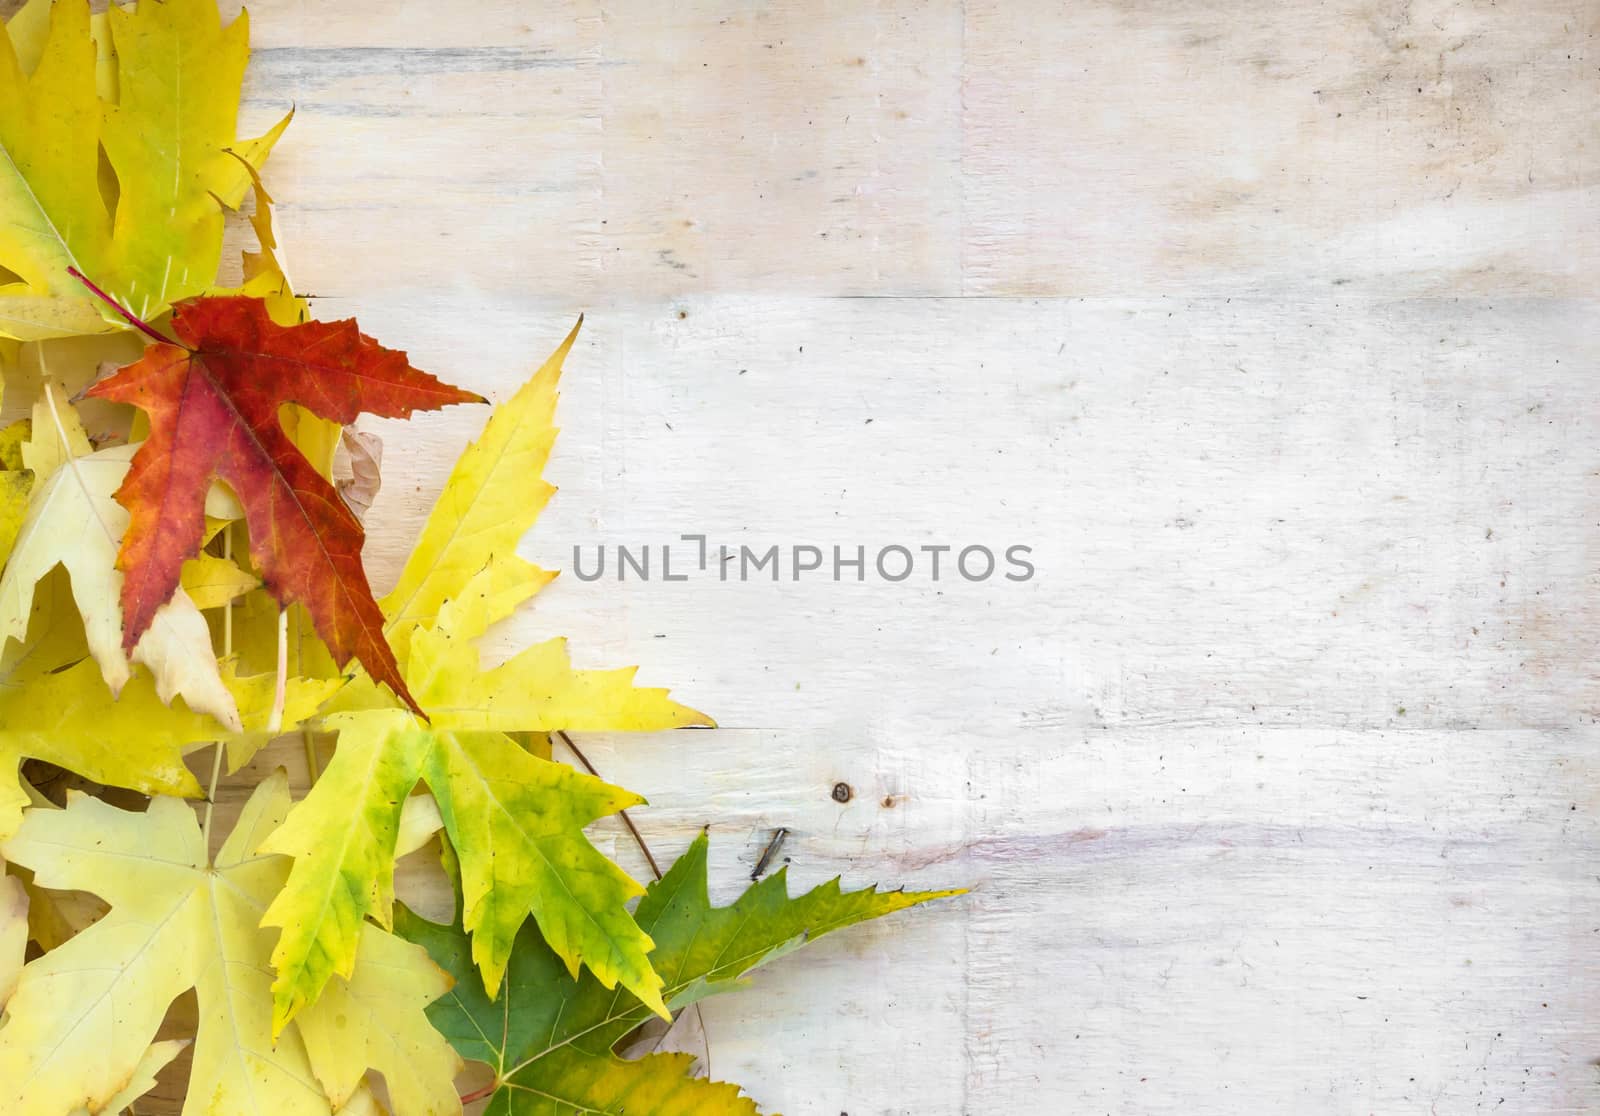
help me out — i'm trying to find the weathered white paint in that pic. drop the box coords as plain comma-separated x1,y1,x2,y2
85,0,1600,1111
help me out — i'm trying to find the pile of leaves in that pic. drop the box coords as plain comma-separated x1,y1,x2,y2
0,1,960,1114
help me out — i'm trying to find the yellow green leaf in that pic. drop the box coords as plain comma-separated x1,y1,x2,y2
264,329,710,1030
0,0,289,340
99,0,288,321
0,773,459,1116
425,729,663,1014
259,710,433,1030
266,719,670,1035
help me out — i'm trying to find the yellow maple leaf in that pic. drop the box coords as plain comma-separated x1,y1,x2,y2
0,772,461,1116
8,804,181,1111
378,319,574,663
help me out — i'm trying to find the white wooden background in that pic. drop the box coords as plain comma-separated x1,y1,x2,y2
144,0,1600,1112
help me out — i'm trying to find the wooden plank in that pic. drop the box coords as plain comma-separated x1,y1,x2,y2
198,291,1596,1113
961,0,1599,297
2,0,1594,1112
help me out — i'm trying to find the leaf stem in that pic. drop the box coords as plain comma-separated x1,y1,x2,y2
221,526,234,659
302,730,320,784
40,384,105,546
268,608,288,735
201,740,226,851
458,1083,496,1107
554,730,661,881
65,266,184,347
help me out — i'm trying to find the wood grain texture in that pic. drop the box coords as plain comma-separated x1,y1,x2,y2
20,0,1600,1112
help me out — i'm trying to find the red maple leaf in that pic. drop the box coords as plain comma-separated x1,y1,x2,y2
86,294,483,715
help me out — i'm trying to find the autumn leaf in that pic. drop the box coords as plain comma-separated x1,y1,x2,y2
0,771,461,1116
260,327,709,1033
397,833,962,1114
0,0,288,340
85,295,484,715
334,428,384,522
0,437,241,728
0,566,340,842
0,368,337,823
0,651,336,844
297,924,465,1116
408,600,710,734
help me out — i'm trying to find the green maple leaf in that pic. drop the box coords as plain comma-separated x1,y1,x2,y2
397,833,963,1115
